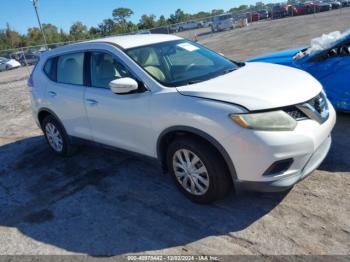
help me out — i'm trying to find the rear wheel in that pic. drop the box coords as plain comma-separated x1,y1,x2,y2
42,115,76,156
166,137,232,204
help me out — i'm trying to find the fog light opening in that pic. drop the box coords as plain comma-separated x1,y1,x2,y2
263,158,294,176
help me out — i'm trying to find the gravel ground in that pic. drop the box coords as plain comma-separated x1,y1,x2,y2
0,8,349,257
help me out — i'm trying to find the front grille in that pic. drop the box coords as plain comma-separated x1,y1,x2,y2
284,107,308,120
307,94,322,112
296,92,329,124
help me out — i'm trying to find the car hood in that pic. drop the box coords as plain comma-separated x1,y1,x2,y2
247,47,304,65
176,62,322,111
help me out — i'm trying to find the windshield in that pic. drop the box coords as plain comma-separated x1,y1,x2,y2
126,40,239,87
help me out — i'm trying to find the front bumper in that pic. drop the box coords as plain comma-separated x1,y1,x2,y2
222,100,336,192
238,135,331,192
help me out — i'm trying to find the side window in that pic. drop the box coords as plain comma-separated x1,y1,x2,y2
90,52,131,89
57,52,84,85
43,58,54,81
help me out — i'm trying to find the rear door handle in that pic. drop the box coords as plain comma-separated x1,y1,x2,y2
48,91,57,97
85,99,98,106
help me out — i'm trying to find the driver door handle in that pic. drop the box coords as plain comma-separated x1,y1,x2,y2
85,99,98,106
48,91,57,97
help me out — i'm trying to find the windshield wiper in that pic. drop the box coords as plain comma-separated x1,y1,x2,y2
222,68,236,75
187,79,203,85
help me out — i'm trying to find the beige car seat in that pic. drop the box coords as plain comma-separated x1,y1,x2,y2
136,49,166,82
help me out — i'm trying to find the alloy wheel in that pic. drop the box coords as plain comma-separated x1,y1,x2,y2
45,122,63,152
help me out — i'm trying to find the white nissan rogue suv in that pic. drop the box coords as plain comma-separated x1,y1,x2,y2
28,34,336,203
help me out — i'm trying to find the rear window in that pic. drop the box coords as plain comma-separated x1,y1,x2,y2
57,53,84,85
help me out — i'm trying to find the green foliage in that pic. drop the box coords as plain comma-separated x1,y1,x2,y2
70,21,88,40
211,9,224,16
168,9,189,24
138,14,157,30
112,7,134,23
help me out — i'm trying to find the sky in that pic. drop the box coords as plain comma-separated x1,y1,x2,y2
1,0,279,34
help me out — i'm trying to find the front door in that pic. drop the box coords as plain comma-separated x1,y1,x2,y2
84,51,153,156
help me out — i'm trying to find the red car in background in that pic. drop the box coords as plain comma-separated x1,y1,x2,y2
294,2,320,15
304,2,321,13
271,5,288,18
286,4,299,15
251,12,260,22
293,3,306,15
245,12,260,22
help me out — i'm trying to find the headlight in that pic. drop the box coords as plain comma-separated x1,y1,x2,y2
230,110,297,131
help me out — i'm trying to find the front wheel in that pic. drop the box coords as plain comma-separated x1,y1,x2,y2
166,137,232,204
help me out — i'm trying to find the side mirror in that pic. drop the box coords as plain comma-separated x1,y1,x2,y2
109,77,138,94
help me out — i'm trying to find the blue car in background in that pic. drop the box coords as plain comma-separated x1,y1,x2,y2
248,31,350,112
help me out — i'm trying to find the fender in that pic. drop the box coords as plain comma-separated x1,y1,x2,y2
37,107,73,143
157,126,238,182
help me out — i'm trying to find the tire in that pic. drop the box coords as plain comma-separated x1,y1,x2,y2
166,137,232,204
42,115,76,157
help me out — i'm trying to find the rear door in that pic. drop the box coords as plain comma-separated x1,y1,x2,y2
44,52,91,140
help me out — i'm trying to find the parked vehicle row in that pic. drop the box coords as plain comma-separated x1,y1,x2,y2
0,57,21,72
140,0,350,36
0,51,41,72
271,0,349,19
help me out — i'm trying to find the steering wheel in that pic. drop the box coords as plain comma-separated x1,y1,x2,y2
185,63,196,72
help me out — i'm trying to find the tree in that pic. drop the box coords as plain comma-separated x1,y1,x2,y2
59,29,70,42
3,23,22,48
191,11,211,20
169,9,188,24
98,19,118,36
255,1,265,9
42,23,60,43
157,15,168,27
27,27,43,45
89,26,100,38
112,7,134,23
211,9,224,16
69,21,88,40
138,14,157,29
112,7,134,32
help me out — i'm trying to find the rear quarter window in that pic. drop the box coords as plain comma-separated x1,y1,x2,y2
43,58,56,81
